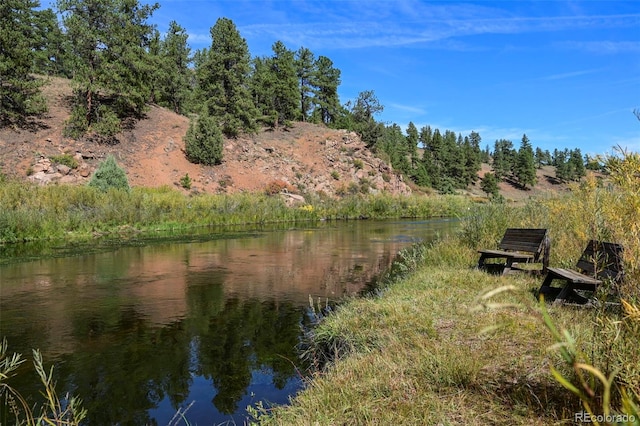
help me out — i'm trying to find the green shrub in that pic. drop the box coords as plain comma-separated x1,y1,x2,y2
331,170,340,180
88,155,130,192
185,115,224,166
179,173,192,190
50,154,79,169
353,159,364,169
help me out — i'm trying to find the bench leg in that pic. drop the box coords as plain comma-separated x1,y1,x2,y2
477,254,487,269
503,257,516,275
538,274,558,302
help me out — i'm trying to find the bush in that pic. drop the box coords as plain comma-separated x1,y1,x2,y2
185,115,224,166
88,155,130,192
180,173,192,190
50,154,79,169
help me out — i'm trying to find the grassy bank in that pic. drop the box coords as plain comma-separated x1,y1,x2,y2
0,180,471,244
251,237,590,424
253,154,640,425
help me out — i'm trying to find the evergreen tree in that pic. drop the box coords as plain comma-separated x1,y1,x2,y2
480,172,499,198
515,134,536,189
418,125,435,186
377,124,410,175
58,0,159,138
567,148,586,181
480,144,491,164
405,122,419,167
492,139,514,180
184,114,224,166
311,56,341,125
32,8,69,77
155,21,192,114
268,41,299,127
198,17,257,137
555,150,568,182
350,90,384,147
0,0,48,126
88,154,130,192
534,147,545,168
294,47,315,122
464,131,482,185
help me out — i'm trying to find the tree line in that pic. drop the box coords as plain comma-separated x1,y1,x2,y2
1,0,594,193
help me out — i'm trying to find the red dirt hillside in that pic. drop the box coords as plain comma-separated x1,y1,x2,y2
0,76,411,198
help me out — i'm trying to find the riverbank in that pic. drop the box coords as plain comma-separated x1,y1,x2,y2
252,169,640,425
251,236,587,424
0,180,471,244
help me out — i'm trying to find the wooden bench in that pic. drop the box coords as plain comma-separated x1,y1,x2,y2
538,240,624,305
478,228,550,275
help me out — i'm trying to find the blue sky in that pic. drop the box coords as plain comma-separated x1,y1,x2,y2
44,0,640,155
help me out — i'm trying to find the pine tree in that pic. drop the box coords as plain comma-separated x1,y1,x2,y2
58,0,159,138
32,8,69,77
295,47,315,122
198,17,257,137
268,41,299,127
480,172,499,198
492,139,514,180
184,114,224,166
350,90,383,147
311,56,341,125
515,134,537,189
462,133,482,186
0,0,47,126
155,21,192,114
567,148,586,181
555,150,568,182
88,155,130,192
378,124,410,175
405,122,419,167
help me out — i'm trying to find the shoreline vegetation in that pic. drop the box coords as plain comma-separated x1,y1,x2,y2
0,179,471,246
2,150,640,425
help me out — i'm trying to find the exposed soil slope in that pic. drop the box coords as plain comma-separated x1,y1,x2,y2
0,76,570,201
0,76,410,198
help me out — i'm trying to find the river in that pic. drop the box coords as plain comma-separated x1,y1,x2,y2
0,219,456,425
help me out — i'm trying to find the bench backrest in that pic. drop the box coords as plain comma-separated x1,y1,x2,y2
498,228,549,255
576,240,624,282
498,228,550,270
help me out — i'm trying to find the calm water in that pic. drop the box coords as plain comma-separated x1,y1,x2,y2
0,219,456,425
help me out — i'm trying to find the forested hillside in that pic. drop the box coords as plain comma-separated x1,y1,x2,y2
1,0,600,197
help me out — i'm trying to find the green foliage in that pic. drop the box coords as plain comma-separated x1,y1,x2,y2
197,17,257,137
514,134,537,189
251,41,299,128
330,170,340,180
311,56,341,125
480,172,499,198
0,339,87,425
294,47,315,121
152,21,192,115
58,0,158,138
492,139,515,180
184,114,224,166
49,154,79,169
88,155,130,192
0,0,48,126
179,173,192,190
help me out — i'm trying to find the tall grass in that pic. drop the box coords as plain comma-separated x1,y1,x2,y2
0,181,472,243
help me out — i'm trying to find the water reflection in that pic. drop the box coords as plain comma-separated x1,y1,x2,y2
0,219,456,424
